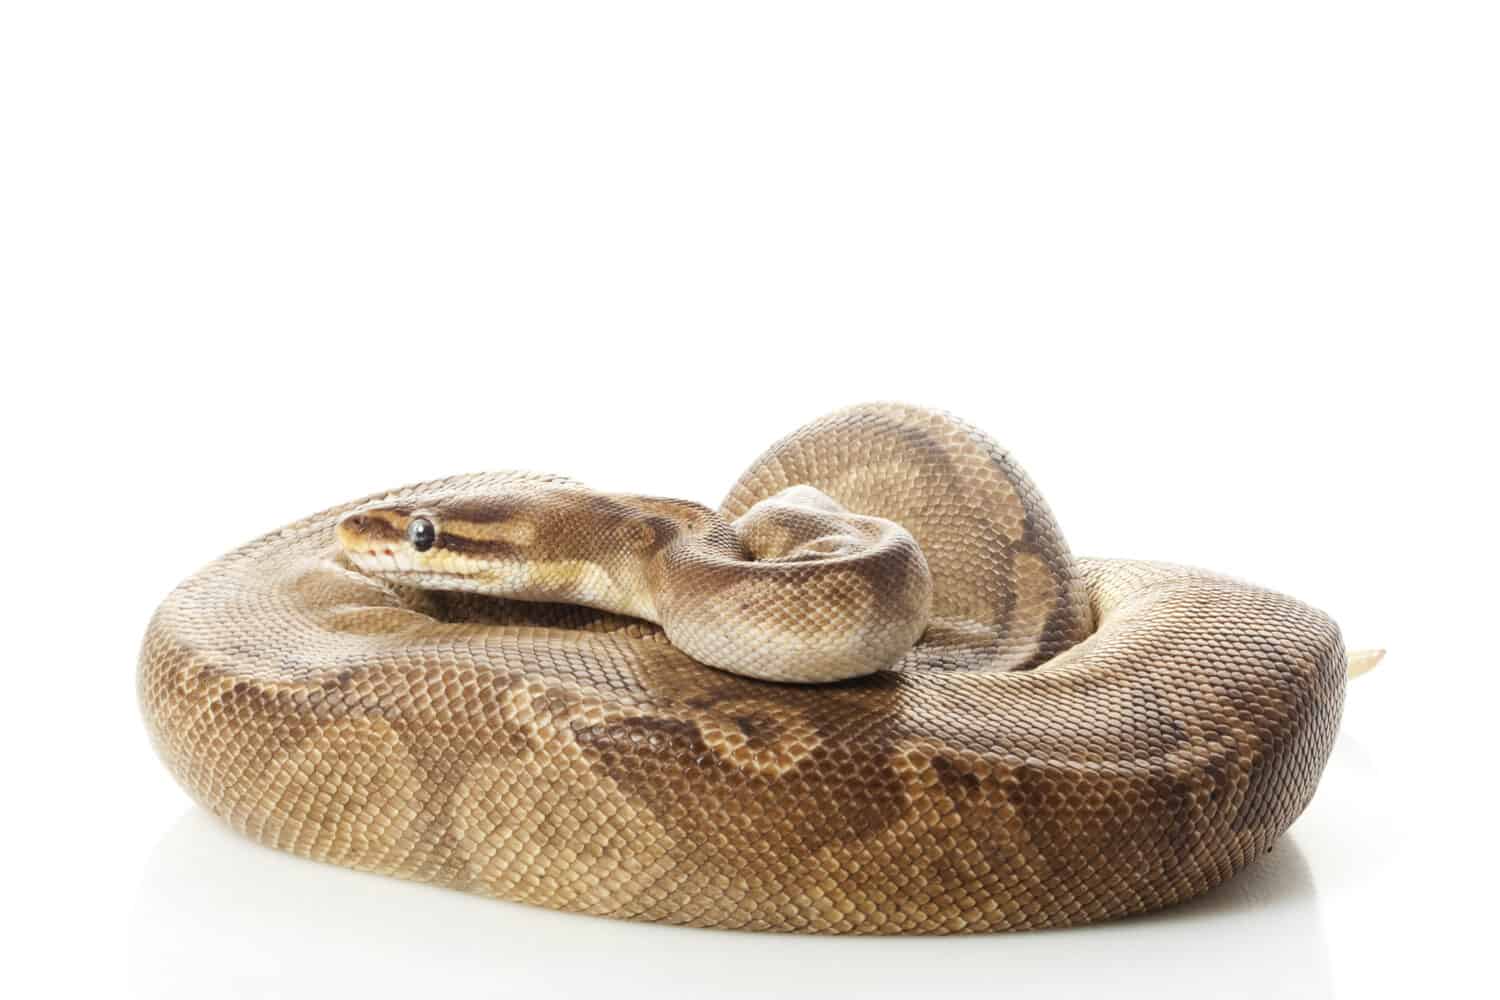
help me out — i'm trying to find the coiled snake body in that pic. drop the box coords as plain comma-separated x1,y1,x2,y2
139,404,1361,933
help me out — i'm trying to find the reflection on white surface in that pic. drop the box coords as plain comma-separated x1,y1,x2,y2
131,808,1330,999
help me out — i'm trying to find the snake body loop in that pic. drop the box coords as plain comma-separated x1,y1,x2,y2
139,403,1349,933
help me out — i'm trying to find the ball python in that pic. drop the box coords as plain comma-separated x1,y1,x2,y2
139,403,1374,933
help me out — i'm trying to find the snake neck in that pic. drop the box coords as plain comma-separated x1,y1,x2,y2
555,494,750,623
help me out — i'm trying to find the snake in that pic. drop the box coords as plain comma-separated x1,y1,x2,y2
139,403,1373,933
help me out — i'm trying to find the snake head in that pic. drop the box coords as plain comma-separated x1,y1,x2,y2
333,474,657,614
337,505,452,587
335,492,545,594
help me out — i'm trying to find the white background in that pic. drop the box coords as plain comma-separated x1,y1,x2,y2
2,3,1495,998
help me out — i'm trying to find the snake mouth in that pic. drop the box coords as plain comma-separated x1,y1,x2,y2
337,547,506,598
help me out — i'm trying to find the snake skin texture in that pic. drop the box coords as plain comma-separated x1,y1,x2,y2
138,403,1347,933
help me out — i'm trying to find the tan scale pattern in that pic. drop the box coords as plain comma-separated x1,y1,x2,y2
139,404,1347,932
723,403,1093,671
661,484,933,683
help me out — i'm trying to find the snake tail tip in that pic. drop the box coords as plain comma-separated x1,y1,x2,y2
1347,648,1386,678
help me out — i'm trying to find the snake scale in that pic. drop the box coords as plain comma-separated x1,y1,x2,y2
139,403,1361,933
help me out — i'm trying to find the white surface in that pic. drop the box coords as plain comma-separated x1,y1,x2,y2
2,3,1495,998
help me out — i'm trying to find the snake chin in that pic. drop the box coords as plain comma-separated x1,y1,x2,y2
340,549,465,590
342,550,560,612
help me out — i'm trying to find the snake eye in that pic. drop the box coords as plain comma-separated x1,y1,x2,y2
408,516,436,552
